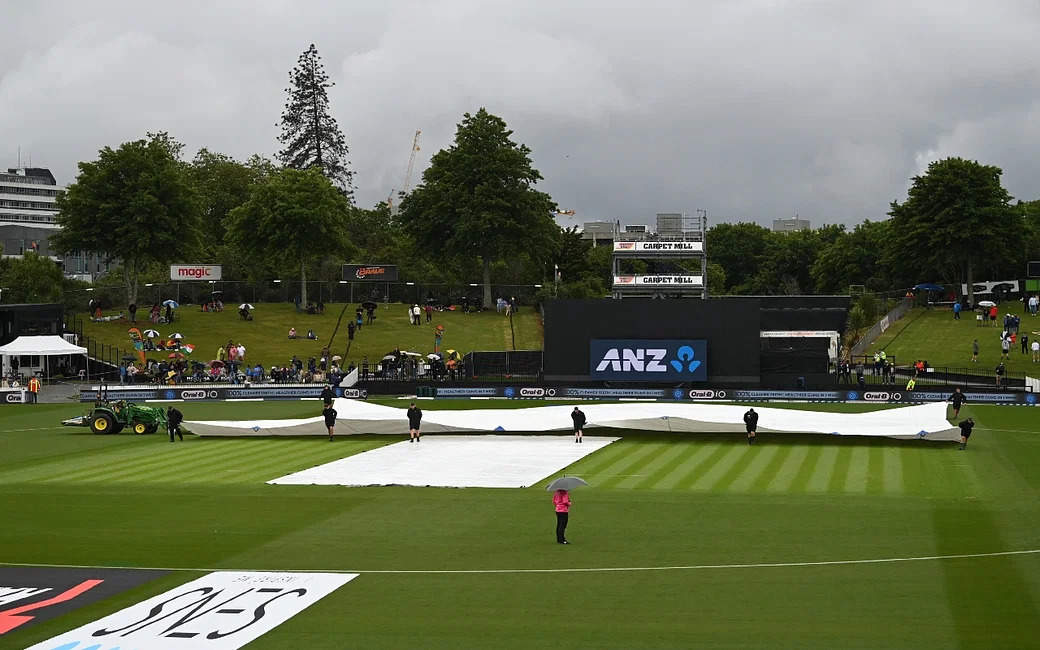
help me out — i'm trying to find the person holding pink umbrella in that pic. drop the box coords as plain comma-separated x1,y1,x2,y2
547,476,588,545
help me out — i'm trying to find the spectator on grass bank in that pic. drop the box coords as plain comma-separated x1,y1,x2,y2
989,305,998,325
953,301,961,320
1000,333,1011,360
367,305,375,325
995,362,1006,389
356,307,364,332
1022,334,1029,355
958,418,974,451
743,407,758,445
425,303,433,323
407,402,422,442
288,327,297,340
1032,339,1040,362
553,489,570,544
949,388,966,418
128,302,137,323
972,339,979,363
571,407,586,443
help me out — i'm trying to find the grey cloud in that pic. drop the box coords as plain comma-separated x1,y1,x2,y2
1,0,1038,228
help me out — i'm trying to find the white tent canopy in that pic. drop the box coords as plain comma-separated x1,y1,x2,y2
0,335,88,380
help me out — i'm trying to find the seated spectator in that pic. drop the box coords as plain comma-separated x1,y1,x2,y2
288,327,297,339
306,329,318,340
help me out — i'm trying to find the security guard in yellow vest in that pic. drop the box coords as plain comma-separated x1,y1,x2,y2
27,376,41,404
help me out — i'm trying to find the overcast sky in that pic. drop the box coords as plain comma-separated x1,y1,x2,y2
2,0,1038,228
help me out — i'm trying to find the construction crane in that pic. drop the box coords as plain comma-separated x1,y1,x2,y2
389,130,422,216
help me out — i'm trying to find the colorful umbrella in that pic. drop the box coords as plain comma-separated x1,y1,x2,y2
162,299,179,308
143,329,160,338
170,333,184,340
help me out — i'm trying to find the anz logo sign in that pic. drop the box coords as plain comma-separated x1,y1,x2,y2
590,339,708,381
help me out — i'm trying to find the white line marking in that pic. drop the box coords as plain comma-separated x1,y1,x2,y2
2,549,1037,575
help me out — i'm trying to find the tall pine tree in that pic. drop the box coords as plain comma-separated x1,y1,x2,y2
277,43,354,199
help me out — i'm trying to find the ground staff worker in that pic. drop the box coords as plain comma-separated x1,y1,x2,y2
27,376,41,404
407,402,422,442
743,407,758,444
958,418,975,451
167,407,184,442
949,388,966,418
571,406,586,443
323,404,337,441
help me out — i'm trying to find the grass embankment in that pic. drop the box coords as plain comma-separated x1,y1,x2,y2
78,302,543,372
0,401,1037,648
865,304,1040,374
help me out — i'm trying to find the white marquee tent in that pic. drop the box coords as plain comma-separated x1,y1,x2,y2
0,335,88,381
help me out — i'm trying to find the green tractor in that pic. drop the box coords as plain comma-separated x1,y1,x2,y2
63,383,168,435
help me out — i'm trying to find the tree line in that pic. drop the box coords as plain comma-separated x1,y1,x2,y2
3,44,1037,308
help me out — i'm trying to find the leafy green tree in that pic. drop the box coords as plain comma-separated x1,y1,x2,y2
705,222,774,294
189,150,271,257
398,108,558,307
51,133,200,306
705,261,726,295
277,43,354,197
887,157,1017,303
226,168,353,306
0,252,64,303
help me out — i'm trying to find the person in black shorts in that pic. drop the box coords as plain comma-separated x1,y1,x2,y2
958,417,974,450
323,404,337,441
743,407,758,445
407,402,422,442
948,387,966,418
320,383,335,407
167,406,184,442
571,406,586,443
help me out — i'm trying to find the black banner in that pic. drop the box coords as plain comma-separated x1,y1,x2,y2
342,264,399,282
80,386,367,402
0,566,166,637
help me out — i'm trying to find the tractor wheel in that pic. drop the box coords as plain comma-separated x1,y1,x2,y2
133,422,148,435
111,423,125,434
145,424,159,434
91,413,115,434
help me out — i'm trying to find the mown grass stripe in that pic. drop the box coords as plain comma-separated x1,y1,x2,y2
843,446,870,493
652,443,721,490
766,445,810,493
35,439,271,483
675,444,733,489
827,446,854,493
804,446,838,492
690,446,746,491
632,441,703,489
615,444,687,489
135,442,355,484
571,440,634,475
882,446,904,494
726,445,780,492
865,445,885,494
595,443,670,488
749,444,794,492
0,441,204,483
55,440,293,483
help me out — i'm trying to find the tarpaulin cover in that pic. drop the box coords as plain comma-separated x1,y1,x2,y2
186,399,959,441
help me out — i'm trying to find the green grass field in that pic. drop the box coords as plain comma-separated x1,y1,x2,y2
1,400,1038,648
868,304,1040,375
77,302,543,372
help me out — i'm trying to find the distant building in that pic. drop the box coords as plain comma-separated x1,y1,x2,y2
772,217,811,232
0,168,109,280
581,221,616,246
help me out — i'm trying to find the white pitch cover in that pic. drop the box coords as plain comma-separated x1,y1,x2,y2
27,571,356,650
